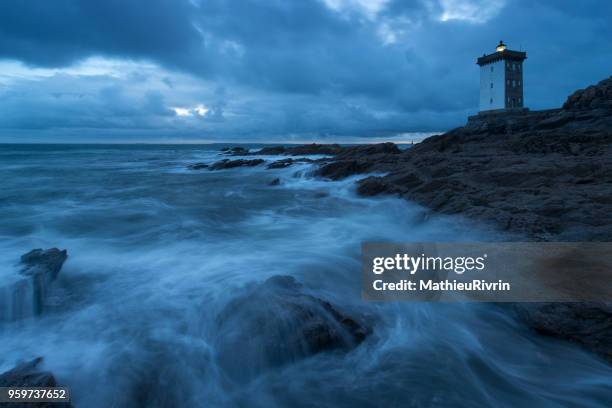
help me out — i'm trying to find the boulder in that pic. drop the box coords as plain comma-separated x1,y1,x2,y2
1,248,68,321
213,276,371,382
0,357,71,407
515,303,612,363
268,178,281,186
357,176,397,196
315,160,372,180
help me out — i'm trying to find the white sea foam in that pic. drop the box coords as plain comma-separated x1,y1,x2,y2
0,144,610,407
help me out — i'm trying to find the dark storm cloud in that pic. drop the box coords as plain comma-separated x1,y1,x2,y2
0,0,201,67
0,0,611,141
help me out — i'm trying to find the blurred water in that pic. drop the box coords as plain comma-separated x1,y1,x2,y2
0,144,610,407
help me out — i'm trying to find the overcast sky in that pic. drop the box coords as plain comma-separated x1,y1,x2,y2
0,0,610,142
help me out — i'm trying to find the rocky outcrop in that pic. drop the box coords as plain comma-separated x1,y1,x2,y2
213,275,371,382
0,357,71,407
252,77,612,363
1,248,68,322
314,78,612,241
221,146,250,155
209,158,264,170
0,358,56,387
266,157,315,169
563,76,612,111
187,162,209,170
255,143,343,156
515,303,612,363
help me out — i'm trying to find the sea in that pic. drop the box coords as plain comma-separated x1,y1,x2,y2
0,144,610,407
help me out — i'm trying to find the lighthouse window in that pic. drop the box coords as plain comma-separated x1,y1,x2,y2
490,83,493,88
491,66,494,72
512,80,516,87
490,98,493,104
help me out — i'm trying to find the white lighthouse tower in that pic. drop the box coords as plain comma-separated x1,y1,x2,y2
477,41,527,113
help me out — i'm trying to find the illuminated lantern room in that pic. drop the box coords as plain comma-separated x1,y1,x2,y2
477,41,527,113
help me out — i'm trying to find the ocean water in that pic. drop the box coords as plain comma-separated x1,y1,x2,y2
0,144,610,407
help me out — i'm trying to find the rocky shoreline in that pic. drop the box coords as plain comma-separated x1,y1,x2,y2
196,76,612,362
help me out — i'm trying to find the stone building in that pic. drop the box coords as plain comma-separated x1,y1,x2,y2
477,41,527,113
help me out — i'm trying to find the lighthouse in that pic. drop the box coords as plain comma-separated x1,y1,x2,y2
477,41,527,113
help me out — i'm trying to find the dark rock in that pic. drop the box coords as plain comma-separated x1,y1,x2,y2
256,144,343,156
214,275,371,382
0,358,55,387
357,176,397,196
187,162,209,170
334,142,401,159
255,145,288,155
20,248,68,281
563,76,612,111
515,303,612,362
228,147,250,155
266,158,294,169
1,248,68,321
0,357,71,407
209,159,264,170
266,158,315,169
315,160,372,180
268,178,280,186
310,76,612,241
220,146,250,155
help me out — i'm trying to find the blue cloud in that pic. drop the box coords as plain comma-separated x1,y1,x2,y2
0,0,610,141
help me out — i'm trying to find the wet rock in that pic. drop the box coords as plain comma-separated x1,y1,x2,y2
266,158,315,169
20,248,68,281
334,142,401,159
1,248,68,321
209,159,264,170
514,303,612,362
187,162,209,170
0,358,56,387
0,357,71,407
266,158,295,169
268,178,281,186
256,144,343,156
315,160,372,180
304,76,612,241
229,147,250,155
357,176,397,196
221,146,250,155
214,275,371,382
